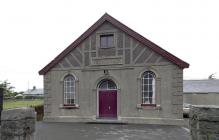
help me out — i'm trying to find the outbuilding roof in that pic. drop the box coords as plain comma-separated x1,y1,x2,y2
23,88,44,95
183,79,219,93
39,13,189,75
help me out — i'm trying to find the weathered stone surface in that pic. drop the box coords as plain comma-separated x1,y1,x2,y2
1,119,35,135
1,107,36,140
190,105,219,122
1,107,35,121
190,105,219,140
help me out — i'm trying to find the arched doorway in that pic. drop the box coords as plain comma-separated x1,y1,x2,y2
98,79,117,118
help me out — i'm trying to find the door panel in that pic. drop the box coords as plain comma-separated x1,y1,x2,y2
99,90,117,118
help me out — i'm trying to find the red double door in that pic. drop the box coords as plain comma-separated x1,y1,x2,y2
99,90,117,118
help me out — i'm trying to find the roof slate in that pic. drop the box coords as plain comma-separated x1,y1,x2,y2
39,13,189,75
183,79,219,93
23,88,44,95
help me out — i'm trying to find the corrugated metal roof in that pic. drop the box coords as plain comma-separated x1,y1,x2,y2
183,79,219,93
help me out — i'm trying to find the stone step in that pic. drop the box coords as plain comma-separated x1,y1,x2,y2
87,119,128,124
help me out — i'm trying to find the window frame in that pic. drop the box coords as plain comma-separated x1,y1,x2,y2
98,79,117,91
141,71,156,106
63,74,76,106
99,34,115,48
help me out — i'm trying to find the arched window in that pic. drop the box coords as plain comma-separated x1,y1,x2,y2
98,79,117,90
63,75,75,105
142,71,156,105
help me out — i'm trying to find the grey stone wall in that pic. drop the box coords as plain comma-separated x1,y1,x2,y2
171,66,183,119
1,107,36,140
42,63,184,125
190,105,219,140
44,73,52,117
42,21,184,125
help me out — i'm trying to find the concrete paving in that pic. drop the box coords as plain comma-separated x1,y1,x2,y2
35,122,190,140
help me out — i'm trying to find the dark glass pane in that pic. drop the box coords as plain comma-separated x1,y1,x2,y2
143,92,148,97
149,92,153,98
70,86,74,91
149,78,153,84
99,81,107,89
100,36,107,48
65,75,75,81
108,80,116,89
71,99,75,104
108,35,114,46
65,77,70,81
144,79,148,84
66,93,70,98
66,82,70,87
143,75,147,79
143,85,148,91
145,73,148,77
143,71,155,79
149,98,152,104
67,99,71,104
149,85,152,91
99,80,116,89
143,98,149,103
65,88,68,93
148,74,153,78
100,35,114,48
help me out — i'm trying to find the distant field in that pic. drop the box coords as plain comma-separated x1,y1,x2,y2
3,99,44,109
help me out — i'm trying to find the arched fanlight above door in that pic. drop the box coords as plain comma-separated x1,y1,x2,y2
98,79,117,90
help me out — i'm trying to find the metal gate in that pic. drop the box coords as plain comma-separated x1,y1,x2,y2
0,88,3,124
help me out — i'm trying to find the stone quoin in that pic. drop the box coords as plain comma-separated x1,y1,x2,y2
39,13,189,125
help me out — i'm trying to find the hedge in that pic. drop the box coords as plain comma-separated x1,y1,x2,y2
31,104,44,121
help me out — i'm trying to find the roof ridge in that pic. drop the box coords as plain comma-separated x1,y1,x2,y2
184,79,219,81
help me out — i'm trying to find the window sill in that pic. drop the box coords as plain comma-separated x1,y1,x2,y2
136,104,161,110
141,104,156,107
59,104,80,109
99,46,115,49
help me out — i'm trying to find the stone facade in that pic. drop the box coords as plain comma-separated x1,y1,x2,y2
1,107,36,140
56,22,170,69
190,105,219,140
40,14,189,125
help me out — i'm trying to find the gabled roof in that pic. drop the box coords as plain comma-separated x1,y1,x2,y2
183,79,219,93
23,88,44,95
39,13,189,75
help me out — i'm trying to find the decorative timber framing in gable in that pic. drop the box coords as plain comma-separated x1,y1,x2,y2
39,13,189,75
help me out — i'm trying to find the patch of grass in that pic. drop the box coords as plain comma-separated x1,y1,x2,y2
3,99,44,110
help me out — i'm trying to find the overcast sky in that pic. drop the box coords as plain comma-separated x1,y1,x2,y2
0,0,219,91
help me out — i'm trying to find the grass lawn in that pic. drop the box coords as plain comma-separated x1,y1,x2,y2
3,99,44,110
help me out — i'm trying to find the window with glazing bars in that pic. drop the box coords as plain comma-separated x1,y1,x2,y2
99,79,117,90
100,34,114,48
142,71,156,104
63,75,75,105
